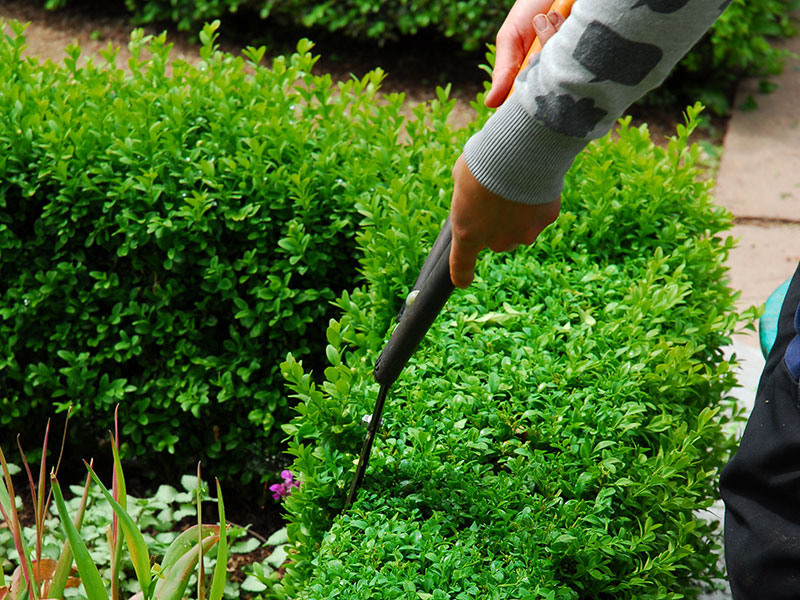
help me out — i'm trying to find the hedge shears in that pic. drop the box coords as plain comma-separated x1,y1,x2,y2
346,0,575,508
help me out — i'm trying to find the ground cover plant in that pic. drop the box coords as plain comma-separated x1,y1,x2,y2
0,413,288,599
272,100,747,598
0,20,431,483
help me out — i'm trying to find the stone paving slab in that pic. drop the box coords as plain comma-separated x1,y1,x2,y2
707,12,800,597
714,30,800,220
723,222,800,348
714,15,800,353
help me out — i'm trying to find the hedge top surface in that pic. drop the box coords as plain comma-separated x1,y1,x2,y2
273,99,746,598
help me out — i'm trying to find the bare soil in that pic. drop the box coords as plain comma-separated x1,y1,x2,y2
0,0,724,142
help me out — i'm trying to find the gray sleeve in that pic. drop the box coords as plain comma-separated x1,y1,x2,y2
464,0,731,205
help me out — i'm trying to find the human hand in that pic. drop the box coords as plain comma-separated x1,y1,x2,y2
484,1,566,108
448,155,560,289
448,2,565,288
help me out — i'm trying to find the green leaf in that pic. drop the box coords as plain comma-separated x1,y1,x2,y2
0,447,37,600
196,461,205,600
207,480,227,600
86,465,151,598
50,476,109,600
160,524,220,573
110,432,126,600
241,575,268,593
264,527,288,547
155,532,220,600
265,545,288,569
0,466,11,519
230,536,260,554
49,467,94,599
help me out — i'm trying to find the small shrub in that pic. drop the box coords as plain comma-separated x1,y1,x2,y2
273,103,746,598
0,20,443,483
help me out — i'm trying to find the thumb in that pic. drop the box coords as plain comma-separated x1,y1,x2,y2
484,24,530,109
485,61,519,108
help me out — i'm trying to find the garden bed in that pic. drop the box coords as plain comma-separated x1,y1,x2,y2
0,4,756,598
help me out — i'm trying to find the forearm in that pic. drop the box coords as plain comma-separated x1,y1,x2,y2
464,0,730,205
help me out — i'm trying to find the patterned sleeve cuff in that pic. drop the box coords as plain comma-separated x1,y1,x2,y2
463,94,590,206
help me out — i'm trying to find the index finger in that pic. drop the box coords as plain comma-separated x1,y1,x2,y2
449,234,483,289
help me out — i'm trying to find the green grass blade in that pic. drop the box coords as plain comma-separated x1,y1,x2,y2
51,476,109,600
44,405,73,525
87,464,151,598
16,430,53,595
0,466,11,521
154,534,219,600
196,462,204,600
160,525,219,574
111,430,127,511
50,543,76,599
35,421,52,565
0,447,37,600
110,434,126,600
0,469,6,590
49,463,93,599
207,480,227,600
0,475,13,593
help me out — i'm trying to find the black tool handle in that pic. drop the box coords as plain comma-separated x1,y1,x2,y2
411,217,453,296
395,217,453,323
373,219,455,386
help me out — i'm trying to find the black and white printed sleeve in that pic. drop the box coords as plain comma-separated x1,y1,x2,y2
463,0,731,205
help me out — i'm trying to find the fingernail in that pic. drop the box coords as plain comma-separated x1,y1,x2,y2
533,14,547,30
548,11,561,25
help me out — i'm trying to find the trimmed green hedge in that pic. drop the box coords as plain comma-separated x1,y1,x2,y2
0,20,434,483
273,102,745,598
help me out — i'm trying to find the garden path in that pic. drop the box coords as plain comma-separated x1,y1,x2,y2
711,11,800,454
716,18,800,351
700,10,800,599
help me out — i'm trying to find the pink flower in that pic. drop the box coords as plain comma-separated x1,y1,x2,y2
269,469,300,500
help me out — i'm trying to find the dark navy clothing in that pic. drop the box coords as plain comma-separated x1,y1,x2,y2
720,262,800,598
784,302,800,381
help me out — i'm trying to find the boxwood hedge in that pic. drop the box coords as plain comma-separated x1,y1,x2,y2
0,20,438,483
273,101,746,598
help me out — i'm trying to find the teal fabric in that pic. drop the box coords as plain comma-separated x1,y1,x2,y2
760,279,792,358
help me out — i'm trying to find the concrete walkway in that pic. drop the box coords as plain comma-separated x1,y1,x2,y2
715,18,800,346
699,13,800,599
